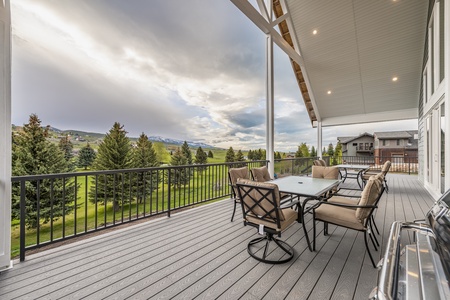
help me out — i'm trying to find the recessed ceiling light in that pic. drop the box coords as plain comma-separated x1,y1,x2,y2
392,77,398,82
312,29,318,35
327,90,331,95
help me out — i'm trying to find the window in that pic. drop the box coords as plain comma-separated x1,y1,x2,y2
397,140,400,146
352,143,357,146
382,140,386,146
365,143,369,150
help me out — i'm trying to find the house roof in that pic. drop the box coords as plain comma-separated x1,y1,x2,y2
233,0,429,127
374,130,418,140
337,132,373,144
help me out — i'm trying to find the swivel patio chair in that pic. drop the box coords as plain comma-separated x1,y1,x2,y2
235,178,301,264
228,166,250,222
305,175,385,268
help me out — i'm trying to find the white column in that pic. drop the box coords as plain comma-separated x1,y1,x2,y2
317,121,323,158
265,3,275,178
0,0,12,271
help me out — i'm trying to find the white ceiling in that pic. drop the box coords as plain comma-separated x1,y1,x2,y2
284,0,429,127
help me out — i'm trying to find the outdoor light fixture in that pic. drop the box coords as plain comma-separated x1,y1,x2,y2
312,29,318,35
327,90,331,94
392,77,398,82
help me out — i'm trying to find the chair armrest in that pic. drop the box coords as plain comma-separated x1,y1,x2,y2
315,200,377,209
332,193,361,198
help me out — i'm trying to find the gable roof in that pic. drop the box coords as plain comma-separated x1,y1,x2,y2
337,132,373,144
374,130,418,140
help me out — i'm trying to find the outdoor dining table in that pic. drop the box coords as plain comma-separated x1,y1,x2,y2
269,175,341,251
335,164,370,190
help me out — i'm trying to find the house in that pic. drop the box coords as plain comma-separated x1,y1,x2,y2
337,132,373,157
374,130,418,163
0,0,448,274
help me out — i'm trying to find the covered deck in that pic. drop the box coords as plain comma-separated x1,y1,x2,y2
0,174,434,299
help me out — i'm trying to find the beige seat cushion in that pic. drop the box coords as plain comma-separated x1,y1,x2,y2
314,205,365,231
251,166,272,182
229,167,249,200
247,207,297,232
328,195,359,206
355,176,381,221
312,166,339,179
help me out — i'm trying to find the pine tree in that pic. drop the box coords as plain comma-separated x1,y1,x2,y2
207,150,214,158
235,149,245,167
166,148,190,188
132,133,159,202
11,114,77,229
78,143,96,170
295,145,304,158
58,135,73,162
333,142,342,165
194,146,208,172
90,122,132,210
225,147,235,163
181,141,193,165
299,143,310,157
310,146,317,157
248,149,254,160
327,143,335,157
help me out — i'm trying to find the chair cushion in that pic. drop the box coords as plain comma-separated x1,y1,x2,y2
328,195,359,206
246,207,297,232
355,176,381,221
229,167,249,199
315,205,365,230
251,166,272,182
236,178,285,221
312,166,339,180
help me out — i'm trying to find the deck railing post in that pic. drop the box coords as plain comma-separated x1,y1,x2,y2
167,168,171,218
19,180,26,262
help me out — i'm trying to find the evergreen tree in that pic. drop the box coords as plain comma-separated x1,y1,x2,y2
322,147,327,156
58,135,73,162
90,122,132,211
132,133,160,202
295,145,304,158
181,141,193,165
333,142,342,165
194,146,208,172
207,150,214,158
235,149,245,167
225,147,235,163
327,143,335,157
248,149,254,160
299,142,310,157
166,147,190,188
310,146,317,157
77,143,96,170
11,114,77,229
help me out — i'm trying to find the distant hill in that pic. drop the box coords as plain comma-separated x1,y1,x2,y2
43,127,218,149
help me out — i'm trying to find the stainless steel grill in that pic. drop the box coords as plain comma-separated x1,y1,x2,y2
370,191,450,300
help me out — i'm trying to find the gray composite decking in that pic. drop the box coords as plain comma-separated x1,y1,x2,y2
0,174,435,300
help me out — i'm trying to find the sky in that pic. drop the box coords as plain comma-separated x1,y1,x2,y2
10,0,417,152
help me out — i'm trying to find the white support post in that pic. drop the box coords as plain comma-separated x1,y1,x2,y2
264,0,275,178
317,121,323,159
0,0,12,271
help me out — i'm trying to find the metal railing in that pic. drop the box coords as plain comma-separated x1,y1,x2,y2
10,155,417,261
11,160,269,261
331,155,418,174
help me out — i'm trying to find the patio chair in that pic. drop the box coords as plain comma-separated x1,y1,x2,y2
235,178,300,264
313,159,327,166
306,175,385,268
362,160,391,192
250,166,272,182
228,166,250,222
311,165,340,196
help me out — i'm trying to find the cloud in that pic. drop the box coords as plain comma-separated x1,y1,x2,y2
11,0,418,153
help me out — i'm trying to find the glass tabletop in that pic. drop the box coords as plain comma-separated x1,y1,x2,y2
270,176,341,198
335,164,370,170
